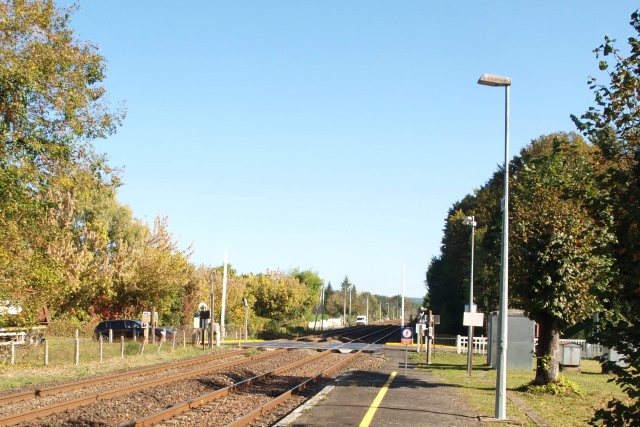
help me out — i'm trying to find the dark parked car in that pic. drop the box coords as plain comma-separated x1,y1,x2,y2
94,319,173,340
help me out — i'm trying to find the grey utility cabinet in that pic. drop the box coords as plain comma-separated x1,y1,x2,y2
560,343,582,372
488,310,535,370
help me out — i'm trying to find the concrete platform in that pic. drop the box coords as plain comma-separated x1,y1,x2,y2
278,346,483,426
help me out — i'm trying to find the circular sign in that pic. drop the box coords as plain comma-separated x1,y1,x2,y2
198,302,208,311
401,328,412,338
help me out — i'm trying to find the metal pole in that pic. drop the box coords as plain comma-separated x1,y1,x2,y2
321,287,325,331
314,285,322,331
495,85,510,420
401,265,406,327
343,286,347,326
467,216,476,376
366,294,369,324
244,304,248,340
221,250,228,341
210,273,215,348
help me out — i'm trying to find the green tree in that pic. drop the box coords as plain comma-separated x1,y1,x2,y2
0,0,122,325
112,216,194,323
426,205,483,334
291,268,324,315
247,271,309,325
510,133,615,385
572,10,640,424
324,292,344,318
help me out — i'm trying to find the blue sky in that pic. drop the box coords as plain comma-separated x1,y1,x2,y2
62,1,635,298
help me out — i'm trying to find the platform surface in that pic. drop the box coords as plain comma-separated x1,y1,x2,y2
279,346,483,426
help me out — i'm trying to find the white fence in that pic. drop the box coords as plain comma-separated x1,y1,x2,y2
456,335,604,359
308,318,343,330
456,336,488,355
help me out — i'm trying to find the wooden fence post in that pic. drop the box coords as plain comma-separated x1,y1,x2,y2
74,329,80,365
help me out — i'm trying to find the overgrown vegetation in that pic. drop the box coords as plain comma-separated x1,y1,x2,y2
425,8,640,423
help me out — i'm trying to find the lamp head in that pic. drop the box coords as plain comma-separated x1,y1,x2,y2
478,73,512,87
462,216,477,227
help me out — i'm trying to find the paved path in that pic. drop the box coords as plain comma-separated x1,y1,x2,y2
279,347,483,426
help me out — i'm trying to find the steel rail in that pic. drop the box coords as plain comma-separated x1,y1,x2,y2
0,348,248,406
347,324,399,343
0,348,286,427
227,327,397,426
120,349,336,427
227,349,361,427
127,328,395,427
293,324,399,351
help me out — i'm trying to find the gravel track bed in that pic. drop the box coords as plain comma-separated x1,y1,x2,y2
17,349,323,427
0,351,250,419
167,352,350,427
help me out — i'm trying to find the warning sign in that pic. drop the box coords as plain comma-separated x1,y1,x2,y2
401,327,413,345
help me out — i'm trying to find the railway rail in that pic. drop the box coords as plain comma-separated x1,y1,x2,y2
0,348,250,407
1,323,398,426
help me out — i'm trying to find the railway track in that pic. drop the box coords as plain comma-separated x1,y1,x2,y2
1,325,397,426
0,348,250,407
0,348,286,426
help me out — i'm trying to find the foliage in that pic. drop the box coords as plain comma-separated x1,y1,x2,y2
520,375,585,397
0,1,196,328
0,0,123,324
425,180,501,335
572,9,640,425
510,134,615,385
246,270,310,325
291,268,324,317
511,133,614,327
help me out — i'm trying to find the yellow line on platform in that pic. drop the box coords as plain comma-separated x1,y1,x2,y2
359,371,397,427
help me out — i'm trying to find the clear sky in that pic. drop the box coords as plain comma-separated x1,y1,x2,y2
60,1,635,299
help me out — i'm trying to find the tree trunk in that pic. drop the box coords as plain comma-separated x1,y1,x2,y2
534,315,561,385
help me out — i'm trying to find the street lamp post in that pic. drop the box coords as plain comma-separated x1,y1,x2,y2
242,297,249,341
463,215,477,376
343,287,347,326
478,73,511,420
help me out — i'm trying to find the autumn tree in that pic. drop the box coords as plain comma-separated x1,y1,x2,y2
247,271,310,330
510,133,615,385
0,0,123,324
572,10,640,424
111,216,194,325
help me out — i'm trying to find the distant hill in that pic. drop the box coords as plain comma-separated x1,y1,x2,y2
408,297,424,306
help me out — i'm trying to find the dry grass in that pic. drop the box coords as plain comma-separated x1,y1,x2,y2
0,335,226,391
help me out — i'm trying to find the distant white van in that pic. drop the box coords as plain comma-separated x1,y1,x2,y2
356,315,367,326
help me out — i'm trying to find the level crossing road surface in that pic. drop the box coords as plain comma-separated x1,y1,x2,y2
243,340,383,352
277,346,483,426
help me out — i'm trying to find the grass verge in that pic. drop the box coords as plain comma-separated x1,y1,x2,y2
0,337,235,392
411,351,628,426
